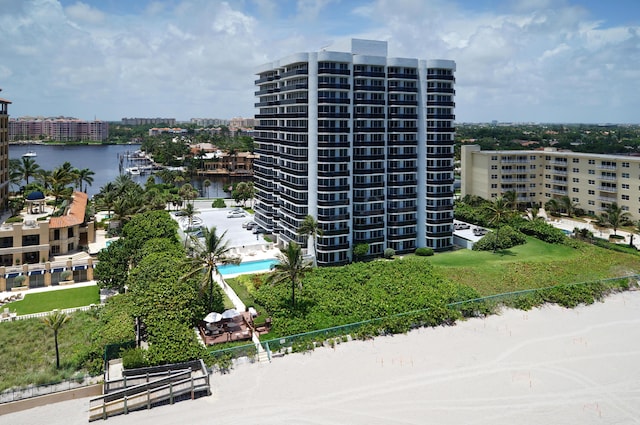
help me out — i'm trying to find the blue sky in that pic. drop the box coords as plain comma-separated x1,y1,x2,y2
1,0,639,123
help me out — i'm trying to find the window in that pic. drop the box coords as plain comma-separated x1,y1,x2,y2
572,197,579,202
588,170,595,174
588,180,595,185
572,158,580,163
572,188,579,192
491,156,498,161
588,190,595,195
51,245,60,254
622,162,630,168
530,165,536,169
572,178,579,183
491,165,497,170
491,175,497,179
622,173,630,178
572,168,579,173
588,159,595,165
622,184,630,189
622,195,630,200
588,200,595,205
491,184,497,188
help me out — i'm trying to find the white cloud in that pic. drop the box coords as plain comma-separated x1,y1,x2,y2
64,1,105,24
1,0,639,123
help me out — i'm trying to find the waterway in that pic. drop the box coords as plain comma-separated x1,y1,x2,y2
9,144,239,198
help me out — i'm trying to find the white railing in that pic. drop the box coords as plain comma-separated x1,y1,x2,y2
13,304,101,321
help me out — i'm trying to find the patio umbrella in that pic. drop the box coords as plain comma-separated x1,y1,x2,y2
203,312,223,323
221,308,241,320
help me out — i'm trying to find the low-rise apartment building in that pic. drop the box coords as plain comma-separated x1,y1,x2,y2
0,191,96,291
462,145,640,220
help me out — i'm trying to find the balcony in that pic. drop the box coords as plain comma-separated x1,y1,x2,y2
387,72,418,79
318,68,350,75
353,71,385,78
598,186,617,193
426,87,455,94
318,83,350,90
280,84,308,93
280,69,308,78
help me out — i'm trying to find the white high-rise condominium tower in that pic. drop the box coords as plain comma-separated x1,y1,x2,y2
254,39,456,266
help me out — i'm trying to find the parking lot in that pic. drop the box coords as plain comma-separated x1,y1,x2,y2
172,200,271,252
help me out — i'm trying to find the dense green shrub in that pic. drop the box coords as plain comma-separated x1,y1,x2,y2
472,225,526,251
453,203,489,227
121,347,147,369
415,247,434,256
255,258,482,338
512,219,567,244
384,248,395,259
212,198,226,208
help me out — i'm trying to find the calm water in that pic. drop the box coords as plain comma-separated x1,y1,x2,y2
9,144,237,198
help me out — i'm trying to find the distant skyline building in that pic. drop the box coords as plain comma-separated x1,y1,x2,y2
254,39,456,265
9,118,108,142
189,118,230,126
0,93,10,211
121,117,176,126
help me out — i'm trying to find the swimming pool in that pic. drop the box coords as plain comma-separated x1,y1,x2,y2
218,258,278,277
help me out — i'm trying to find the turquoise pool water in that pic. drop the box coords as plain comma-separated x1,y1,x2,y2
218,259,278,276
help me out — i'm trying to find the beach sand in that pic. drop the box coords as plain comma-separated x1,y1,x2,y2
5,291,640,424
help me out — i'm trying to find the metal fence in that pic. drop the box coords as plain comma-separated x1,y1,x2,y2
209,275,638,363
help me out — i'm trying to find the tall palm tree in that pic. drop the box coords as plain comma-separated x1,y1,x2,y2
182,226,240,313
297,215,323,266
484,196,512,252
602,202,631,236
502,190,517,211
42,310,71,369
267,241,313,309
17,157,41,185
559,196,579,218
203,179,211,198
179,183,198,206
74,168,95,193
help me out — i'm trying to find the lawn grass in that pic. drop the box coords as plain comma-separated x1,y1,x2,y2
3,285,100,315
428,237,640,295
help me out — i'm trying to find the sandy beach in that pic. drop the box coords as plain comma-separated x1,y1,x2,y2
5,291,640,424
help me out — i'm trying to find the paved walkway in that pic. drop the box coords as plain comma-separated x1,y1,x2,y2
548,216,640,248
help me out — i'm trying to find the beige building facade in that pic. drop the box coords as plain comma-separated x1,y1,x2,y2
462,145,640,220
0,192,95,291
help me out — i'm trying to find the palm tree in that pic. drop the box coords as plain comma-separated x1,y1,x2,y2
297,215,323,266
559,196,579,218
203,179,211,198
75,168,95,193
16,157,41,185
182,226,240,312
267,241,313,309
544,198,560,217
179,183,198,206
503,190,517,211
484,196,512,252
602,202,631,236
42,310,70,369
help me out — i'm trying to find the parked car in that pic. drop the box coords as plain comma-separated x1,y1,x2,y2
253,227,268,234
242,220,256,229
227,211,246,218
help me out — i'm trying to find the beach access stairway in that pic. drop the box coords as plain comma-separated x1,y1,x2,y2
88,359,211,421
